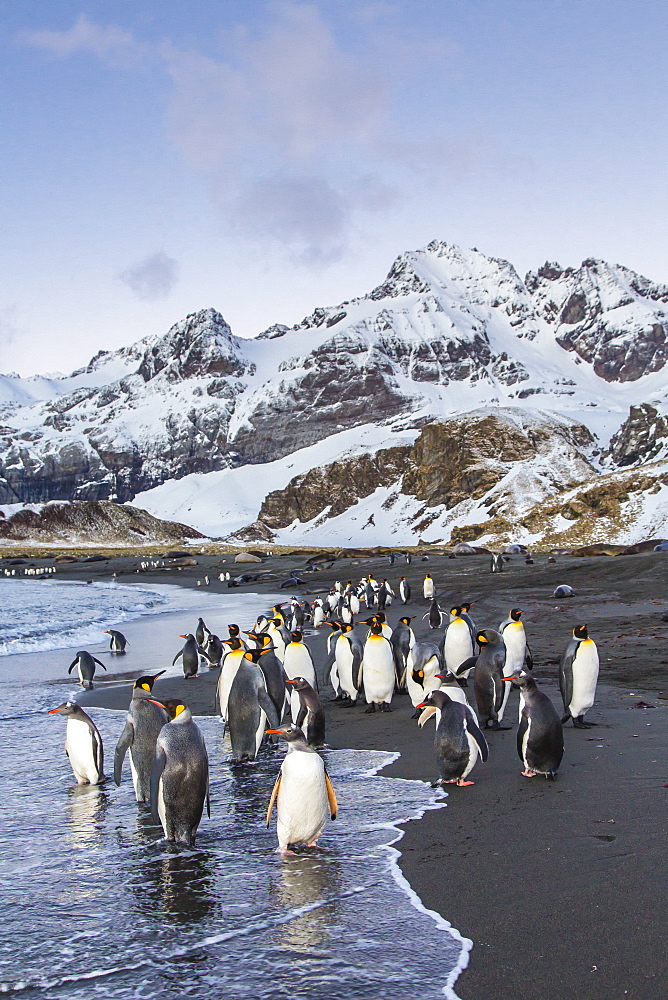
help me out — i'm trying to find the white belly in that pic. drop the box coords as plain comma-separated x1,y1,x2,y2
569,642,600,717
284,645,316,722
423,580,434,598
276,751,329,848
350,596,360,614
218,652,244,720
461,731,479,779
362,639,394,704
313,607,324,627
65,719,100,784
503,623,526,673
444,622,473,674
336,640,358,699
406,652,441,707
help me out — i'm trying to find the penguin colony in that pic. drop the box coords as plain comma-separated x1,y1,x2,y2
49,568,601,852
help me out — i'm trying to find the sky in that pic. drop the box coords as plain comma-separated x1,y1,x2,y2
1,0,667,376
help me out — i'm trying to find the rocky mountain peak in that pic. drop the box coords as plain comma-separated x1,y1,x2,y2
137,308,250,383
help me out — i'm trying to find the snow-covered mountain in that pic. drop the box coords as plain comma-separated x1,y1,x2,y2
2,240,667,547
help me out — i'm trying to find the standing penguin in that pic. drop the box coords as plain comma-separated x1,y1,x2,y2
416,690,488,787
286,676,326,747
423,598,445,630
114,671,168,802
104,629,128,654
68,650,107,690
244,632,288,720
361,621,395,713
390,615,416,690
506,669,564,779
150,699,210,846
200,633,224,668
490,553,504,573
173,634,199,679
227,624,248,650
442,609,475,683
227,650,280,762
471,629,509,729
195,618,210,647
216,637,247,720
406,641,441,715
423,574,435,601
499,609,533,719
399,577,411,605
48,702,104,785
282,631,317,722
559,624,600,728
265,724,337,854
330,623,363,704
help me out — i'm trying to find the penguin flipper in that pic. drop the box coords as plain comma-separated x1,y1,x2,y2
258,688,280,731
525,642,534,671
559,648,574,710
517,712,529,763
68,659,77,674
351,648,363,691
114,720,134,786
325,772,338,820
266,773,281,827
418,705,437,727
466,715,489,762
150,747,167,824
295,704,307,730
93,656,107,671
455,656,478,676
172,650,183,666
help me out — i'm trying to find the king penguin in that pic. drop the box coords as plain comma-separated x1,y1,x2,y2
227,650,280,762
499,609,533,719
330,623,363,704
423,574,435,601
361,621,395,712
48,702,104,785
441,609,475,683
416,689,488,787
406,641,441,715
559,624,599,727
282,631,317,722
150,699,210,846
471,629,509,729
390,615,416,690
114,671,168,802
68,650,107,690
265,724,337,855
399,577,411,605
506,669,564,779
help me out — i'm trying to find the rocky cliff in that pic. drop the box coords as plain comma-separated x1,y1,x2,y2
0,501,203,545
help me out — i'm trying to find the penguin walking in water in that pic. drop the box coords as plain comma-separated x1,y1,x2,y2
265,724,337,855
406,641,441,716
227,650,280,762
505,669,563,779
499,609,533,719
282,631,317,722
149,699,210,846
104,629,128,654
286,676,326,747
48,702,105,785
173,634,200,679
470,629,510,729
441,609,475,684
361,621,395,713
559,624,599,728
68,650,107,690
423,598,445,630
423,574,435,601
399,577,411,605
329,623,363,704
390,615,416,690
114,671,168,802
416,690,488,787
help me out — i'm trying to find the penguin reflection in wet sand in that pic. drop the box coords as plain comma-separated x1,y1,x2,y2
286,677,326,747
48,702,104,785
559,624,600,728
505,669,563,779
68,650,107,690
150,699,210,846
173,634,199,679
265,725,337,855
417,690,488,787
104,629,128,654
114,671,168,802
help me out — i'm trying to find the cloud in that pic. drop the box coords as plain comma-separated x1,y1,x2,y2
22,14,144,67
119,253,180,301
0,306,18,349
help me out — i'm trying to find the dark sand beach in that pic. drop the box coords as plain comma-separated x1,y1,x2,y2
22,547,668,999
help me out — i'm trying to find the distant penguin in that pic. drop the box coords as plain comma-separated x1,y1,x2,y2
423,574,435,600
114,671,168,802
104,629,128,654
442,609,475,683
48,701,104,785
417,690,488,787
312,599,326,628
505,669,563,779
472,628,509,729
267,617,291,662
406,641,441,713
361,622,395,712
553,585,574,598
390,615,416,690
282,631,317,722
423,598,444,630
265,724,337,854
286,676,326,746
68,650,106,690
227,650,280,762
377,581,388,612
559,624,600,728
490,553,504,573
195,618,209,646
173,634,199,679
150,700,210,846
399,577,411,604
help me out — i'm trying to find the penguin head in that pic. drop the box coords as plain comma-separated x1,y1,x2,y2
180,633,195,641
228,624,241,637
434,671,457,684
323,619,342,631
461,602,474,612
47,701,78,717
151,699,189,721
573,624,588,640
243,648,264,663
285,676,310,690
224,637,243,650
264,723,307,744
510,609,522,621
503,667,531,686
342,623,354,633
133,670,165,692
416,689,448,710
290,630,303,643
369,622,384,635
270,617,284,627
399,616,415,625
450,607,462,618
476,629,490,644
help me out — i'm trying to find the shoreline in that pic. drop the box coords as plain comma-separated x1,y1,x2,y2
8,548,668,999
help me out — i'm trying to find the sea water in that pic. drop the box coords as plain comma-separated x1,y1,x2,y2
0,581,469,999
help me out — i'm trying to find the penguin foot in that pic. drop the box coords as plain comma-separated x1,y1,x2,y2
277,847,297,856
364,704,376,714
380,703,392,713
490,723,512,731
572,719,592,729
521,769,537,778
456,779,475,786
411,709,421,719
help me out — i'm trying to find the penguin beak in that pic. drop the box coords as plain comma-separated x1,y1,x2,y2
416,701,427,710
434,674,443,679
265,729,281,735
502,676,515,683
285,679,296,684
179,635,187,639
47,707,63,714
148,699,167,708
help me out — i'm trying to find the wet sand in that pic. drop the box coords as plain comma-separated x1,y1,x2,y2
18,547,668,1000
